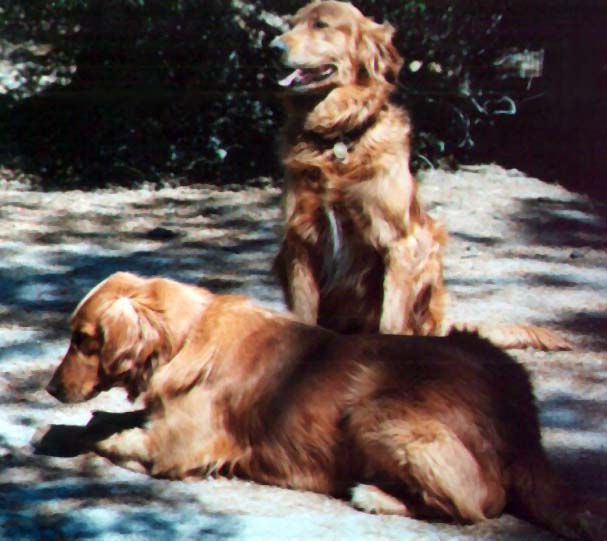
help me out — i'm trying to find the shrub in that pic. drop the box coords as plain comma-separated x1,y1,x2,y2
0,0,526,186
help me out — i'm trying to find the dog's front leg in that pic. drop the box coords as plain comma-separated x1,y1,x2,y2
276,242,320,324
379,241,415,334
380,233,446,336
290,258,320,324
94,427,153,475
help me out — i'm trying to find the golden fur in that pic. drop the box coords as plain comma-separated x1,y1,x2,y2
46,272,603,539
271,1,571,351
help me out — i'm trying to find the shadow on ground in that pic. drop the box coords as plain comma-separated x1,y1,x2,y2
0,168,605,540
0,185,283,349
1,450,241,540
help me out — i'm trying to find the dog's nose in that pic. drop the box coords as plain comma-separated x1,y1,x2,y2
270,37,289,56
46,378,61,400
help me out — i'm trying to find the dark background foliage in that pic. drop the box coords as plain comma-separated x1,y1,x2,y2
0,0,605,194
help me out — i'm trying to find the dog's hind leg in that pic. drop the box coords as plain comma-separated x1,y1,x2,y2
352,412,507,522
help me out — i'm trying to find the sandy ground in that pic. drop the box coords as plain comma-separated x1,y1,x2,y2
0,164,605,540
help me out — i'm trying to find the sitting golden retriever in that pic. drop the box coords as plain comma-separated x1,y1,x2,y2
271,1,570,350
44,272,602,540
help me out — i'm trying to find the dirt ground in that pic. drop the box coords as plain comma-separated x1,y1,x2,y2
0,164,605,540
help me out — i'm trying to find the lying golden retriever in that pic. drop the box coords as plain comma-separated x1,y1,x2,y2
271,1,570,350
44,272,603,540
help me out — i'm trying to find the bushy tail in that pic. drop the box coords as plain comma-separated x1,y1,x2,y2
509,453,607,541
451,322,573,351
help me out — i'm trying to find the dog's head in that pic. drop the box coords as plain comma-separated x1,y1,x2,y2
46,272,205,403
271,1,402,93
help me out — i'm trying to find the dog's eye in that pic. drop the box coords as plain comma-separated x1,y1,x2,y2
72,330,94,350
313,19,329,29
72,331,86,346
72,331,100,355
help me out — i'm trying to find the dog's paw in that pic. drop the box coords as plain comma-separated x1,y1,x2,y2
350,484,411,516
94,426,152,470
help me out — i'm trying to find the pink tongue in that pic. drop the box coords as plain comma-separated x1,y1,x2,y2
278,69,303,87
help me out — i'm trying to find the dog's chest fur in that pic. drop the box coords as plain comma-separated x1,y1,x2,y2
284,106,407,263
283,131,389,332
279,96,416,332
288,141,377,268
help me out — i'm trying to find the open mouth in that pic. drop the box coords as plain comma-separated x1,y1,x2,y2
276,64,337,89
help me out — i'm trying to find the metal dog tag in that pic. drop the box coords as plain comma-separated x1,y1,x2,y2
333,142,348,161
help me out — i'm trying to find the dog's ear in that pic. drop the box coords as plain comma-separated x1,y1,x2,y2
99,295,172,400
357,20,403,85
